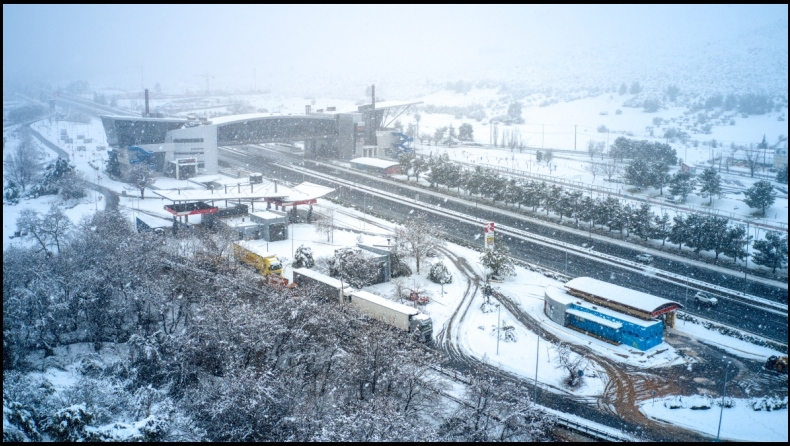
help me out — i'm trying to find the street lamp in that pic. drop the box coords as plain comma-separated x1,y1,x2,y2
534,322,540,403
716,359,731,441
496,301,501,355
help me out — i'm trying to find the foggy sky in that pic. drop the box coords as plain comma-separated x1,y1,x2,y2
3,5,787,95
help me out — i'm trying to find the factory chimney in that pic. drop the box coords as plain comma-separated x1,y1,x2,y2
144,88,150,116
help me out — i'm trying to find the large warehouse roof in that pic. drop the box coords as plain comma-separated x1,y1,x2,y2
564,277,681,317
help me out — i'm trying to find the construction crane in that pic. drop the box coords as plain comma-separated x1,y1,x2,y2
195,72,215,95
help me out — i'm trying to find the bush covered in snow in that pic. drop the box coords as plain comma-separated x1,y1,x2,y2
292,244,315,269
428,261,452,284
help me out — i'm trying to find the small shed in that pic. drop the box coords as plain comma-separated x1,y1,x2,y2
249,210,289,242
350,157,402,175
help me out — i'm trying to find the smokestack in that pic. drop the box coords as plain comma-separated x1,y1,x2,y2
371,84,375,113
306,104,311,114
144,88,150,116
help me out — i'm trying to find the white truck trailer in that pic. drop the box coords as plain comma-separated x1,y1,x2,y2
349,290,433,343
292,268,353,302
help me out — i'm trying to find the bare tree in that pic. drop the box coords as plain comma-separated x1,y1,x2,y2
392,212,444,274
601,159,621,182
3,133,44,191
125,164,156,198
15,206,72,256
584,161,601,183
554,343,587,388
744,147,760,178
314,209,334,242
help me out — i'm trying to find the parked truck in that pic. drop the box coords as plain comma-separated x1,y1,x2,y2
349,290,433,343
233,242,283,276
292,268,353,302
292,269,433,343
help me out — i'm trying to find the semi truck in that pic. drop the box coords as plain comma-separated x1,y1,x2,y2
292,268,353,302
292,268,433,343
233,242,283,276
349,290,433,343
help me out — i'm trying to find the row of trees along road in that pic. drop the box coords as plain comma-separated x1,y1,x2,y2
399,153,787,272
4,208,555,441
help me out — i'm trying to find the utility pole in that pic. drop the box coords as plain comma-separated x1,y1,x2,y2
496,302,501,355
716,360,731,441
534,323,540,403
574,125,577,151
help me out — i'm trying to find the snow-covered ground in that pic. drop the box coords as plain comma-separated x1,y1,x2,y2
640,394,788,442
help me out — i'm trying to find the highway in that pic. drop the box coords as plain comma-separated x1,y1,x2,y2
220,144,788,343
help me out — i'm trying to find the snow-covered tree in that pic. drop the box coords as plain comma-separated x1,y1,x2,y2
480,235,516,279
125,164,155,198
555,343,587,388
428,261,452,284
458,123,474,141
743,180,776,215
392,213,444,274
292,244,315,268
3,134,44,191
669,170,694,202
752,231,788,273
698,167,722,204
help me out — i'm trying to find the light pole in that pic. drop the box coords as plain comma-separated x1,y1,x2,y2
496,302,501,355
534,323,540,403
716,359,731,442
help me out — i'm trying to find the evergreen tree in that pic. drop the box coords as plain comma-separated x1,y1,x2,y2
480,235,516,278
722,225,750,264
619,83,628,95
751,231,788,273
458,123,474,141
630,203,654,241
701,215,730,259
698,167,722,205
650,162,670,195
669,170,694,202
629,81,642,94
428,261,452,284
399,152,416,181
777,165,788,184
651,212,672,247
507,102,523,124
668,214,688,250
743,180,776,215
623,159,651,190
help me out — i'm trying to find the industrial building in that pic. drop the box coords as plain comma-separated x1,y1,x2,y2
101,85,420,179
544,277,682,351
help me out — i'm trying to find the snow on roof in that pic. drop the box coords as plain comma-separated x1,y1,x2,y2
221,216,260,228
547,286,660,328
564,277,681,315
152,181,333,204
293,268,343,288
290,182,336,202
350,290,419,316
249,210,287,221
545,286,577,305
235,241,278,258
135,213,172,228
566,308,623,330
209,112,334,125
350,157,400,169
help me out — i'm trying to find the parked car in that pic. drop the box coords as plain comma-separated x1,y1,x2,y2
635,253,653,263
694,291,719,306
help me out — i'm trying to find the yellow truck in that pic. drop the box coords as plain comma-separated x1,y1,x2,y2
233,242,283,276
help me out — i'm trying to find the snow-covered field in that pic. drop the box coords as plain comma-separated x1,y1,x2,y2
640,394,788,442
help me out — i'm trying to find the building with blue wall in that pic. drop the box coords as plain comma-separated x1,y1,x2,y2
544,278,681,351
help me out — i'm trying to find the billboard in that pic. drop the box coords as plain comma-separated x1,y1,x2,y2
484,222,495,250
